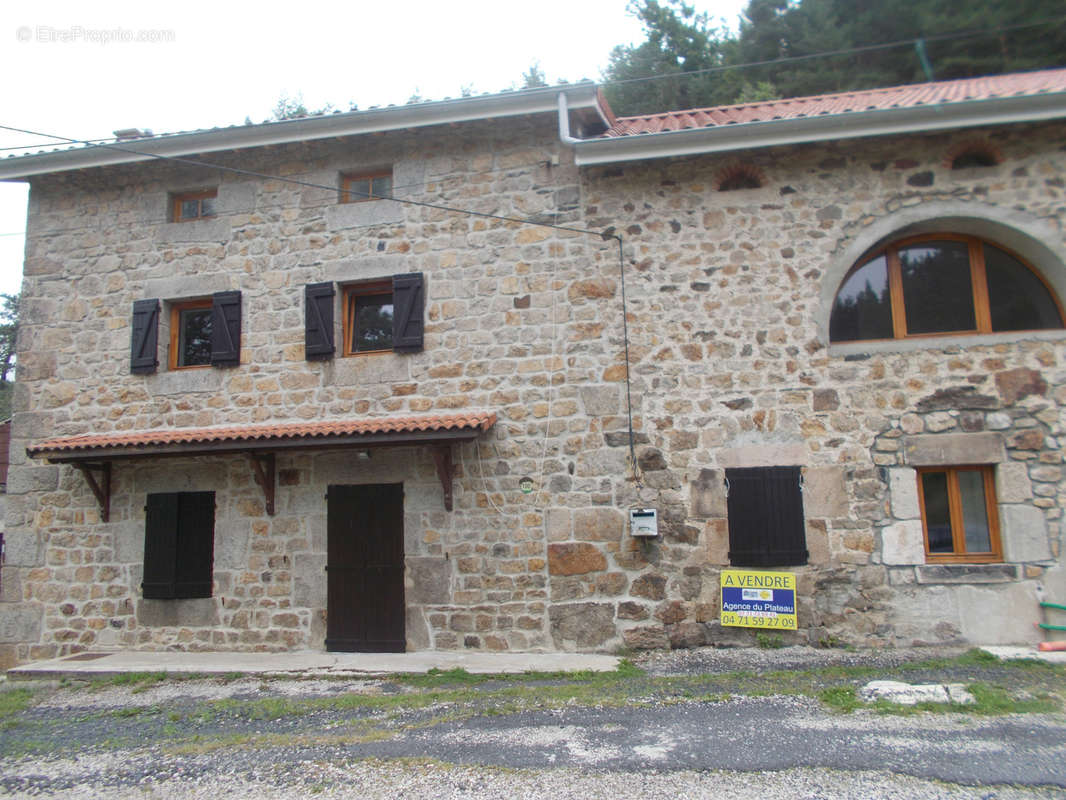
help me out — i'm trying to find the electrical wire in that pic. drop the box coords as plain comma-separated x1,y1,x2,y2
460,441,506,517
0,122,642,490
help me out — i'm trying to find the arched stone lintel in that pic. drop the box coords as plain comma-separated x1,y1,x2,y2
818,201,1066,343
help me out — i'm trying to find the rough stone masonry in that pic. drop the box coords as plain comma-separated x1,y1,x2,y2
1,109,1064,667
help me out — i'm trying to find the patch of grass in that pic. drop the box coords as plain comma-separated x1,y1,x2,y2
965,683,1061,715
820,686,862,712
164,726,394,756
819,679,1062,716
110,705,162,719
755,632,784,650
398,667,485,687
958,648,1001,665
89,671,168,691
0,688,35,720
394,660,643,689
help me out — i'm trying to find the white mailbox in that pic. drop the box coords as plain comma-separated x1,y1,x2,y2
629,507,658,537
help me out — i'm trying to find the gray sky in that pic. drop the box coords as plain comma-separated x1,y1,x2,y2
0,0,749,297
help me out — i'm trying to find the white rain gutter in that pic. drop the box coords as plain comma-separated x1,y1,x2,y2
0,84,604,180
563,90,1066,166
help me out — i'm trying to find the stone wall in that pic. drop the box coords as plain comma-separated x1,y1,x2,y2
2,114,1065,662
574,121,1066,649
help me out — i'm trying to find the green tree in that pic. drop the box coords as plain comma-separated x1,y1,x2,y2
735,0,1066,100
0,293,19,419
268,93,359,121
602,0,739,115
602,0,1066,116
521,62,549,88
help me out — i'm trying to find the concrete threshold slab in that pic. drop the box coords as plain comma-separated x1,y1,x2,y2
6,650,621,680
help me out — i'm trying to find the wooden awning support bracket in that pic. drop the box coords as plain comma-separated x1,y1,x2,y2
431,444,454,511
248,452,276,516
75,462,111,523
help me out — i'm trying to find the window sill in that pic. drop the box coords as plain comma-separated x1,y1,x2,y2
342,349,392,358
828,329,1066,358
915,563,1018,584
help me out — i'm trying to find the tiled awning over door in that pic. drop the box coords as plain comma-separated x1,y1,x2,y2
27,411,497,518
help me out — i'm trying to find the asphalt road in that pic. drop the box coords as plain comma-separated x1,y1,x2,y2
390,696,1066,785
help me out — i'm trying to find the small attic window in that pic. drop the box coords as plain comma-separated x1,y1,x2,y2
716,163,764,192
172,189,217,222
946,140,1002,170
341,171,392,203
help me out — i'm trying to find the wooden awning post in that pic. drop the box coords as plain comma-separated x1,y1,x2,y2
248,452,276,516
431,444,454,511
74,462,111,522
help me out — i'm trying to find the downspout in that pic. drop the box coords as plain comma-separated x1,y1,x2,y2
557,91,642,487
557,92,582,145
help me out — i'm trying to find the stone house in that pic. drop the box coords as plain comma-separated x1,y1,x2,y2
1,69,1065,667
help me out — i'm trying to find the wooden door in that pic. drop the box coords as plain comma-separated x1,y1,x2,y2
326,483,405,652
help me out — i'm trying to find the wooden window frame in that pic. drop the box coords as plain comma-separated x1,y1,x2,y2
917,465,1003,563
340,171,392,204
833,233,1064,342
169,299,213,370
342,280,394,356
172,189,218,222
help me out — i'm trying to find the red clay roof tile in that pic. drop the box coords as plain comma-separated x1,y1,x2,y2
606,69,1066,137
28,412,497,456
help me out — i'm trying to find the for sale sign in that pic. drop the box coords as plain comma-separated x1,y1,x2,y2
720,569,797,630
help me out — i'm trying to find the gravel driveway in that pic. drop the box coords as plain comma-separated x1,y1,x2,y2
1,645,1063,799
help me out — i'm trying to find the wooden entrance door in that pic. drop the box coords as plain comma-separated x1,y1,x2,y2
326,483,405,652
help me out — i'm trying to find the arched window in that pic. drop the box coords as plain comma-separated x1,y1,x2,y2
716,163,764,192
829,234,1064,342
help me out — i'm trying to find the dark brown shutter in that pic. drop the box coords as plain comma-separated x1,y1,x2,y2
392,272,424,352
142,492,215,599
726,466,808,567
142,493,179,598
174,491,215,599
130,299,160,374
304,282,335,359
210,290,242,366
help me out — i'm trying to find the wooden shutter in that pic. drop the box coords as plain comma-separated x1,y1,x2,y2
174,491,215,599
210,290,242,366
142,492,215,599
392,272,424,352
304,282,336,359
726,466,808,567
130,299,160,374
142,493,180,598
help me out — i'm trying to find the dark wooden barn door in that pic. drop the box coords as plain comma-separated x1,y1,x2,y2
326,483,405,652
